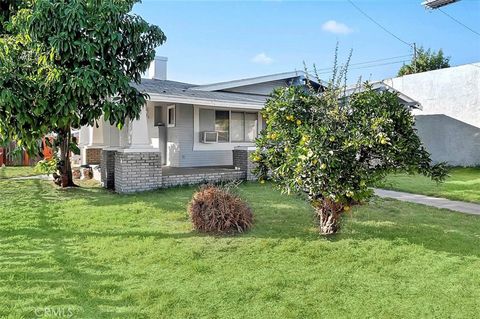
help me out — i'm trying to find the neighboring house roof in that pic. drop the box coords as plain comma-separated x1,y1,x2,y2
191,71,323,92
133,79,267,109
343,81,422,110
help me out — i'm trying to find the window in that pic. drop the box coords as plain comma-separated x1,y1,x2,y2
167,105,175,127
154,106,163,126
232,112,258,142
245,113,258,142
231,112,245,142
198,108,259,143
215,110,229,142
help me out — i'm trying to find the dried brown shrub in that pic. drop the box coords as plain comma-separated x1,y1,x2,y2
188,184,253,234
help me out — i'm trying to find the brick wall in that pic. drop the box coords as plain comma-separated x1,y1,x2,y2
162,170,245,188
114,152,162,193
85,148,102,165
233,148,257,181
101,150,116,190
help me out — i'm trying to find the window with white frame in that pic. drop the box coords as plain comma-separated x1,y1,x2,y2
231,112,258,142
167,105,175,127
198,108,258,143
215,110,229,142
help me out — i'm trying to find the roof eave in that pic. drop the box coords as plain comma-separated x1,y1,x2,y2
147,93,265,110
191,71,323,92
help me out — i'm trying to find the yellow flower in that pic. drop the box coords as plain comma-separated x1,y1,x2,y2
260,179,265,184
296,119,302,125
320,163,327,170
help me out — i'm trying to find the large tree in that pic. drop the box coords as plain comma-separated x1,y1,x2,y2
0,0,166,186
398,47,450,76
252,70,447,235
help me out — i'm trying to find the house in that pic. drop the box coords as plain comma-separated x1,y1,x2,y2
383,62,480,166
79,56,420,193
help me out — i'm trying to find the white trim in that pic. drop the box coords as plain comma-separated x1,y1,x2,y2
191,71,321,92
167,105,176,127
147,93,264,110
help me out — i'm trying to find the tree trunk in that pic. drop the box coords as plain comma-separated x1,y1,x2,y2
316,199,343,235
57,128,76,187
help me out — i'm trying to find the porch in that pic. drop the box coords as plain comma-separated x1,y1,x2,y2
101,148,256,193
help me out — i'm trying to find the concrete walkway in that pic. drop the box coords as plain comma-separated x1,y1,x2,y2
7,175,51,181
374,189,480,216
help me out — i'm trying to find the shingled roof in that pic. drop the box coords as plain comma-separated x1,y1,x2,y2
132,79,267,107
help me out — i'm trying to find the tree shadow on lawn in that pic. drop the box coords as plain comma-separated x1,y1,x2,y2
0,180,146,319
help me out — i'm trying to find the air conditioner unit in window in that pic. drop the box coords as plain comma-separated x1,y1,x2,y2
201,131,219,144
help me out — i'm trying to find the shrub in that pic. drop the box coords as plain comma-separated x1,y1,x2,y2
35,158,57,175
189,184,253,234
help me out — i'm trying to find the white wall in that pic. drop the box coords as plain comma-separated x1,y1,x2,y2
384,63,480,128
384,63,480,166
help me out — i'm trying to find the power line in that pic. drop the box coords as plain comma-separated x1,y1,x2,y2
350,60,409,71
438,8,480,37
347,54,412,67
311,54,412,73
347,0,414,49
313,59,410,75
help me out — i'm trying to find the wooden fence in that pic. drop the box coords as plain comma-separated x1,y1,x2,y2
0,139,52,166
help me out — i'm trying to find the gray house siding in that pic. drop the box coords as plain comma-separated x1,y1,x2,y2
168,104,232,167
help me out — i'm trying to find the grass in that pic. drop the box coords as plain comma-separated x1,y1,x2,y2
0,180,479,318
0,166,40,179
380,167,480,204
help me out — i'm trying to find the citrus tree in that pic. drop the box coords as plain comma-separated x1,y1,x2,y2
252,76,447,235
0,0,166,186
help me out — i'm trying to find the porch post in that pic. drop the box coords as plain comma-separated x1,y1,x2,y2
112,105,163,193
81,120,104,165
127,106,152,150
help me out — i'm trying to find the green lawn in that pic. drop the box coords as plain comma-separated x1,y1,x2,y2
380,167,480,203
0,166,40,179
0,180,479,318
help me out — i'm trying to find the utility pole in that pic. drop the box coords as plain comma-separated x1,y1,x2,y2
413,42,417,73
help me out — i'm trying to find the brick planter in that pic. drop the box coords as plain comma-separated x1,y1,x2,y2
114,151,162,193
